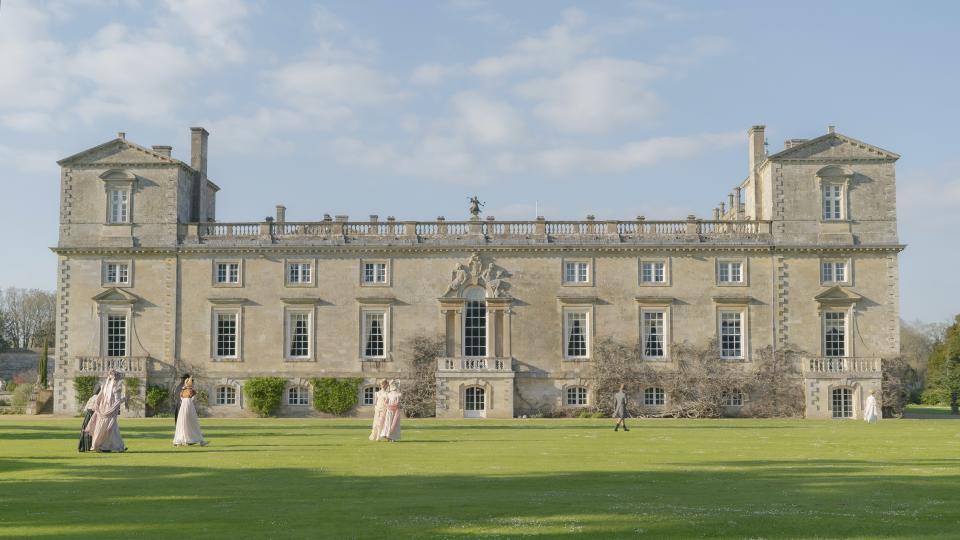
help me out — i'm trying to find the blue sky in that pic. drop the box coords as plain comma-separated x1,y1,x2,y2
0,0,957,323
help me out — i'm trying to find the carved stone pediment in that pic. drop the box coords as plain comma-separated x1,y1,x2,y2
442,252,512,299
814,285,862,307
92,288,140,305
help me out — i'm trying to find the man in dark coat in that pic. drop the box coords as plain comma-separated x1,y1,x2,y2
172,373,190,421
613,383,629,432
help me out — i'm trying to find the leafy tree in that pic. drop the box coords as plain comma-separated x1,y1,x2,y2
924,315,960,414
37,342,49,389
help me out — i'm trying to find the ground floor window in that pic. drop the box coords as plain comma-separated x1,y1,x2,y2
832,388,853,419
287,386,309,406
566,386,588,406
644,387,665,406
362,386,376,406
216,386,237,405
724,389,744,407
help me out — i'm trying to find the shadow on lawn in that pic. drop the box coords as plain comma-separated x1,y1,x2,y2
1,457,958,539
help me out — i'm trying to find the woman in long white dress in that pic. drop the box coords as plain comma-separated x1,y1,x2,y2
89,370,127,452
380,380,402,442
863,389,880,424
369,379,389,441
174,377,208,446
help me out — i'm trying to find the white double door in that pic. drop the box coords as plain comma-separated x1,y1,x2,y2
464,386,486,418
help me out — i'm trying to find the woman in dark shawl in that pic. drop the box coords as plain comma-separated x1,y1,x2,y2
78,384,101,452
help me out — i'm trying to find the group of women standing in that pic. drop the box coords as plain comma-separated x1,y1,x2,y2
78,370,207,452
369,379,402,442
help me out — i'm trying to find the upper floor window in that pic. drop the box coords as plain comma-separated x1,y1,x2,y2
717,261,744,284
214,310,239,359
464,288,487,357
640,261,666,284
108,188,129,224
566,386,588,406
563,261,590,284
822,184,844,220
287,262,312,285
564,309,589,359
215,262,241,285
104,262,130,285
362,262,388,285
823,311,847,357
821,260,849,285
286,311,311,359
641,310,666,359
719,310,744,359
362,310,386,359
105,313,127,357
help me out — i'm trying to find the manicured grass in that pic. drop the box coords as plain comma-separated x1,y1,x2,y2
906,404,956,416
1,417,959,539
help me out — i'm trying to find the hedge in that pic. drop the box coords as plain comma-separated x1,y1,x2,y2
311,377,363,416
243,377,288,417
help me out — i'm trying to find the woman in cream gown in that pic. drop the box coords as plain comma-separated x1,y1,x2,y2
88,370,127,452
379,380,402,442
863,389,880,424
369,379,389,441
174,377,208,446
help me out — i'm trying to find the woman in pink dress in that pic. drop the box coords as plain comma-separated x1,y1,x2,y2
369,379,389,441
379,380,402,442
88,370,127,452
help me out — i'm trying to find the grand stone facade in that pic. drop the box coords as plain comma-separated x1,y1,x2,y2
52,125,903,419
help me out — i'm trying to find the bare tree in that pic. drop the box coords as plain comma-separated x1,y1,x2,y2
592,337,804,419
401,334,445,418
0,288,56,349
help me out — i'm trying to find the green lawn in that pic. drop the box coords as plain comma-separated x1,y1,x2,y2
1,418,959,539
905,404,956,416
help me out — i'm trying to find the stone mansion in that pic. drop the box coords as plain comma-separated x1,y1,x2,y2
52,125,903,420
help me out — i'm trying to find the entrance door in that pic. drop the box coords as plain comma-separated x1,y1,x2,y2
464,386,486,418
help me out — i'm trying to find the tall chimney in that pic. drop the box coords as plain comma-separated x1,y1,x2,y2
748,125,766,174
190,127,209,222
276,205,286,224
190,127,208,178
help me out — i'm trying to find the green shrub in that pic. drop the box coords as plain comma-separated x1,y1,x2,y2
74,376,100,407
6,382,17,393
577,408,592,418
146,385,170,415
311,377,363,416
591,411,606,419
124,378,144,415
12,384,34,407
921,386,950,406
38,343,49,389
243,377,288,417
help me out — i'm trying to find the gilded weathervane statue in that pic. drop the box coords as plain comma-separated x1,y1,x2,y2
469,195,484,218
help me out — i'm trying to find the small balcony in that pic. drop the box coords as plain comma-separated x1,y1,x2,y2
75,356,148,376
437,357,512,372
802,357,881,376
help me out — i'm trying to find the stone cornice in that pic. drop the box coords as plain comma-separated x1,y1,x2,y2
51,242,907,257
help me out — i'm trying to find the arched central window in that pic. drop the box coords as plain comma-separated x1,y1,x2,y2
464,287,487,357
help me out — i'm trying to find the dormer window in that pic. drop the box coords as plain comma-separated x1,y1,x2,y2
108,188,129,223
816,165,853,222
822,184,843,220
99,169,136,225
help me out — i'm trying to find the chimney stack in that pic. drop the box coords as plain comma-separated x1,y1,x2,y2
276,205,286,224
748,125,766,174
152,145,172,157
190,127,208,178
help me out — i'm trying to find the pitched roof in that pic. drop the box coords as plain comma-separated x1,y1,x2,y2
767,132,899,161
57,137,194,169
